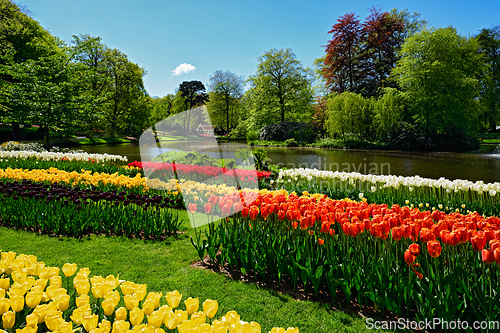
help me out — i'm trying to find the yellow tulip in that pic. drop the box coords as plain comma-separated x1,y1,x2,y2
44,311,64,331
184,297,199,315
70,304,91,325
49,276,62,288
166,313,181,330
11,271,27,283
120,281,136,295
202,299,218,319
191,311,206,325
9,294,24,312
32,278,47,291
1,251,16,261
129,307,144,327
59,321,73,333
135,284,147,301
0,278,10,290
25,313,38,328
165,290,182,309
269,328,285,333
226,311,240,326
213,326,228,333
174,309,188,322
62,263,77,277
74,280,90,296
76,294,90,308
99,319,111,333
249,322,261,333
147,310,164,328
2,311,15,329
142,299,156,316
285,328,299,333
115,307,128,321
82,314,99,332
55,294,71,312
102,299,116,317
45,267,60,279
0,291,4,299
112,320,130,333
0,298,10,315
124,294,140,311
198,323,212,333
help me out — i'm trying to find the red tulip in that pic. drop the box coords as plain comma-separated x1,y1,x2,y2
404,250,415,266
471,232,487,252
318,239,325,246
248,206,259,220
482,249,495,264
241,206,249,218
204,203,212,214
409,244,420,257
427,240,442,258
188,203,197,214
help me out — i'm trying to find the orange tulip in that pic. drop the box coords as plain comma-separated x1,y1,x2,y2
248,206,259,220
427,240,442,258
188,203,197,214
404,250,415,266
409,244,420,257
471,232,487,251
204,203,212,214
482,249,495,264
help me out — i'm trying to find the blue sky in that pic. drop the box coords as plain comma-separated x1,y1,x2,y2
18,0,500,98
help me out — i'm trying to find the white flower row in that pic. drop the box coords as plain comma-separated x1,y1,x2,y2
0,150,128,163
277,168,500,196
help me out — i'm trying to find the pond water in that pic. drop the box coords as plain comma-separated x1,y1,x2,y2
79,141,500,183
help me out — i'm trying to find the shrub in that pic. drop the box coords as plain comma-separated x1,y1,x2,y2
259,122,317,142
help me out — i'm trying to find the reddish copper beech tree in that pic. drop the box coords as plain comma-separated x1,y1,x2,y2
323,8,404,97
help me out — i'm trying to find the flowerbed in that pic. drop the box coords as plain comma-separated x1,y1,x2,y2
129,161,271,187
193,189,500,324
0,180,183,238
275,168,500,216
0,249,299,333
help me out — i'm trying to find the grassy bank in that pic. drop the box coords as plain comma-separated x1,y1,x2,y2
0,212,395,333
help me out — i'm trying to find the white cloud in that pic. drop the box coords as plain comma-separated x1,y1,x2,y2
171,63,196,76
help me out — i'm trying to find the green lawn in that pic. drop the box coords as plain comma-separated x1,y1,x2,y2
0,210,399,333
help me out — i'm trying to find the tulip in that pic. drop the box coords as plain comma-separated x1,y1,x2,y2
0,278,10,291
49,275,62,288
471,233,487,251
101,299,116,316
54,294,70,312
404,250,415,266
82,314,99,332
270,328,285,333
2,311,15,329
9,295,23,312
120,281,136,295
112,320,130,333
184,297,199,315
166,313,182,330
248,206,259,220
188,203,197,213
44,311,64,331
147,310,164,328
25,290,43,308
59,321,73,333
427,240,442,258
129,307,144,327
482,249,495,264
202,299,218,319
61,263,77,277
0,299,9,316
115,307,127,321
76,294,90,308
124,294,140,311
204,203,212,214
409,244,420,257
165,290,182,309
99,320,111,333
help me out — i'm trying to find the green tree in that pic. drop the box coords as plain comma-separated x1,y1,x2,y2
372,87,406,139
101,48,148,136
392,27,485,137
208,70,244,134
3,41,94,147
149,94,175,124
246,48,314,128
325,91,372,142
476,26,500,132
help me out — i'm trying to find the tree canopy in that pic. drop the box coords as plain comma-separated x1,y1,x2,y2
246,48,314,129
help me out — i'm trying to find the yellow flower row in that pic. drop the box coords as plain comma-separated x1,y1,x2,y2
0,250,299,333
0,167,150,191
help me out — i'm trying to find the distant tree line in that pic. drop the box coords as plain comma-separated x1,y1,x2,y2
2,0,499,151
